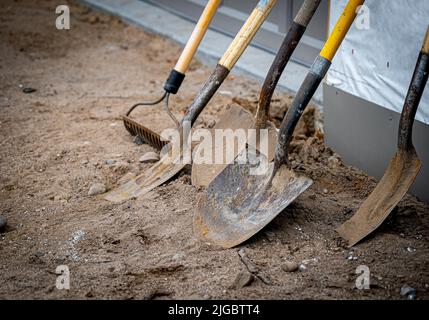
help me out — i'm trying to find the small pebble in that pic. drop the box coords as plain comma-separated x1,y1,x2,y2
23,87,37,94
219,90,233,97
327,155,340,168
323,188,329,194
282,261,299,272
230,271,254,289
35,251,45,258
206,119,216,128
88,183,106,196
133,135,144,145
139,152,159,163
0,96,9,108
105,159,116,165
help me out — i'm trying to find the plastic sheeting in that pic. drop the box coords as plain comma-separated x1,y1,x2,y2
327,0,429,125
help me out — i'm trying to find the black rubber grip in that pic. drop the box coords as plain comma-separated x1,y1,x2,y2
164,69,185,94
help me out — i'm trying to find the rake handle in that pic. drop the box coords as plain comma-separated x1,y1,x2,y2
182,0,277,128
398,26,429,151
164,0,221,95
255,0,321,129
274,0,364,168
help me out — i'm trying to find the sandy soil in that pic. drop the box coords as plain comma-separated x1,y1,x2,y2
0,0,428,300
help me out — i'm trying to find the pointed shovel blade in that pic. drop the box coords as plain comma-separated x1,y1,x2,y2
336,148,421,247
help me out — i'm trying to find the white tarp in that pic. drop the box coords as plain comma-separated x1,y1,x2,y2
327,0,429,125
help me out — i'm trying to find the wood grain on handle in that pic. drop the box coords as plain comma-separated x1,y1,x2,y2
174,0,221,74
294,0,321,27
219,0,277,70
422,26,429,54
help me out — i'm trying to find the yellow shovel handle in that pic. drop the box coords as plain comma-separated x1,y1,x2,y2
219,0,277,70
320,0,365,62
174,0,222,74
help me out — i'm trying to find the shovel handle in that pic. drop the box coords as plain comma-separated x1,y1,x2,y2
219,0,277,70
182,0,277,128
275,0,364,168
163,0,221,94
255,0,321,129
398,26,429,151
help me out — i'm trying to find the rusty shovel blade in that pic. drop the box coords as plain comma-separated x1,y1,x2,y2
194,149,312,248
336,148,421,247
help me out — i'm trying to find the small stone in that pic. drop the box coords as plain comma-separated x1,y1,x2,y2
282,261,299,272
172,252,185,261
230,271,254,289
406,247,416,253
105,159,116,165
323,188,329,194
88,15,99,24
219,90,233,97
23,87,36,94
400,285,416,300
206,119,216,128
0,96,9,108
133,135,144,145
328,155,340,168
309,193,316,200
35,251,45,258
139,152,159,163
0,216,7,232
88,183,106,196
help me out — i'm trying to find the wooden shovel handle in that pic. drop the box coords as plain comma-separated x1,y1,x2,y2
182,0,277,128
219,0,277,70
174,0,221,74
422,26,429,54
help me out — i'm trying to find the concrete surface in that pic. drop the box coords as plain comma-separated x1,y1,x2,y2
77,0,322,102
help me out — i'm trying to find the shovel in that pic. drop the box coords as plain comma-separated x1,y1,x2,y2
104,0,278,203
194,0,365,248
336,27,429,247
123,0,221,149
191,0,322,188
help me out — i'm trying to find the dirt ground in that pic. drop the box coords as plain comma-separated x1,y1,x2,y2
0,0,428,300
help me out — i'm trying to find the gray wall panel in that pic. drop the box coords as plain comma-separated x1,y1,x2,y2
324,84,429,203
